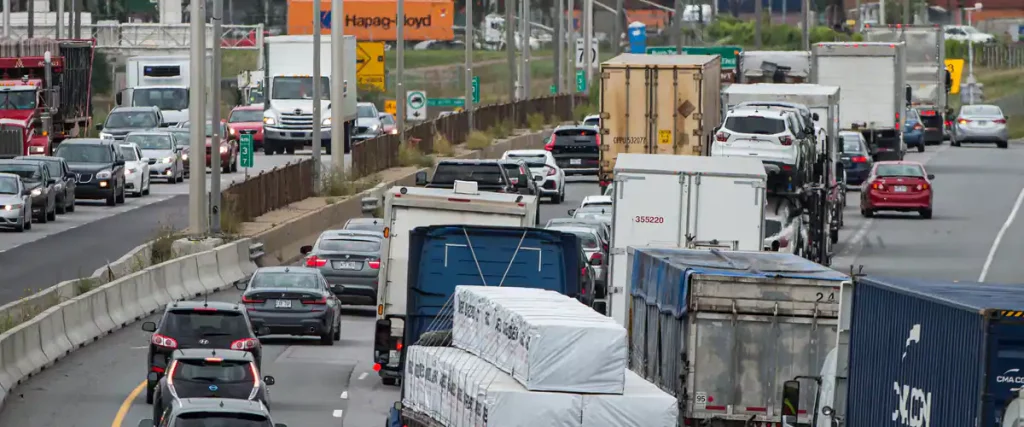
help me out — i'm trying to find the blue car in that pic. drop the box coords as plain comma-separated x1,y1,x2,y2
840,131,874,186
904,108,925,152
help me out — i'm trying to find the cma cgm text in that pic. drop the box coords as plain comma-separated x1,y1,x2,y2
347,15,433,29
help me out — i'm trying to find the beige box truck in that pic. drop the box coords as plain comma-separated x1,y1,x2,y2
598,54,722,192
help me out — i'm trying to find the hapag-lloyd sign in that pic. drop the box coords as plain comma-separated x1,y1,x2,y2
345,14,433,30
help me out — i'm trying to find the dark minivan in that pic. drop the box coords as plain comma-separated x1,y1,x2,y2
55,138,126,206
545,125,599,175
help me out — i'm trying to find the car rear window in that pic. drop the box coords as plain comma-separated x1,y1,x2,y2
724,116,786,135
583,118,599,127
876,164,925,178
344,222,384,232
764,219,783,237
566,231,598,248
173,359,254,383
250,272,320,289
161,310,250,338
841,137,863,154
318,238,380,252
507,154,547,165
554,128,597,145
173,413,272,426
962,105,1001,116
431,164,505,185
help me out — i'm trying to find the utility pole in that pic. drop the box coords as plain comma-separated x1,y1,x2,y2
506,0,516,100
397,0,407,143
754,0,762,48
73,0,81,37
613,0,624,55
3,0,9,38
330,0,346,170
879,0,886,25
801,0,809,50
554,0,563,92
521,0,530,98
673,0,682,53
583,0,592,87
312,0,323,189
188,0,208,235
567,0,575,107
465,0,474,126
902,0,910,24
27,0,32,39
56,0,64,38
210,0,223,232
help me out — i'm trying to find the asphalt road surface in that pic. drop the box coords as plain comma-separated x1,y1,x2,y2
0,175,597,427
0,151,351,305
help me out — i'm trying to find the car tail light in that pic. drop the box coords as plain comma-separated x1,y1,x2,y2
782,165,793,171
916,183,929,191
152,333,178,349
396,340,403,351
368,259,381,269
778,236,789,248
994,118,1007,124
544,134,556,151
580,267,587,276
778,136,793,146
248,363,261,398
958,118,970,125
603,243,609,253
871,181,885,190
595,135,601,146
547,167,557,176
895,112,900,129
913,123,923,131
851,156,867,163
590,252,603,263
373,363,382,371
715,131,729,142
231,338,259,350
241,295,265,304
302,296,327,305
306,255,327,267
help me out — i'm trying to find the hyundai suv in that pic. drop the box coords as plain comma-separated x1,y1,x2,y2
151,349,275,422
712,107,815,193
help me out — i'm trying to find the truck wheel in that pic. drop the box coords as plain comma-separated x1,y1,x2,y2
264,144,274,155
285,145,296,155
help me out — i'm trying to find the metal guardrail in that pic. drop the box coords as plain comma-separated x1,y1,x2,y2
1,23,264,52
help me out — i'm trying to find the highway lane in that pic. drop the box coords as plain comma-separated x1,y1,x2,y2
0,176,597,427
0,151,350,306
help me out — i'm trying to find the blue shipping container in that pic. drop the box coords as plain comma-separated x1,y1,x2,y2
847,277,1024,427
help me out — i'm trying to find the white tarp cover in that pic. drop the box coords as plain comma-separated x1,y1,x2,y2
581,370,678,427
403,346,584,427
452,286,627,393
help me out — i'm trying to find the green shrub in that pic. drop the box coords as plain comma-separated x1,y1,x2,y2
398,143,434,168
466,131,492,149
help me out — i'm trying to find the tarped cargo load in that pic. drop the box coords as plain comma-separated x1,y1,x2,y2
581,370,678,427
452,286,627,393
286,0,455,41
403,346,584,427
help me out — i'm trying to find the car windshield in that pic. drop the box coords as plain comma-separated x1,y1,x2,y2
250,272,320,289
876,164,925,178
229,109,262,123
272,76,330,100
105,111,158,128
132,87,188,111
34,159,61,177
962,26,979,34
56,144,112,163
318,238,381,252
764,219,783,237
173,413,273,426
0,176,18,193
379,115,395,125
161,310,250,338
724,115,786,134
169,131,190,147
126,134,174,151
357,105,376,118
583,118,599,127
173,359,254,384
962,105,1002,116
119,146,139,161
431,164,505,185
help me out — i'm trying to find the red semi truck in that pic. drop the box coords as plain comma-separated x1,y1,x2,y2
0,38,94,158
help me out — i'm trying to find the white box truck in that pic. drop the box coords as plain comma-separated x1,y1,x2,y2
606,153,768,326
261,35,358,155
812,42,908,161
118,55,212,126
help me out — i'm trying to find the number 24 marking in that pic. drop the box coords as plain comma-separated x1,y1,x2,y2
816,292,836,302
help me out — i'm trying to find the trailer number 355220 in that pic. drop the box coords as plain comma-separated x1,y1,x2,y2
634,216,665,223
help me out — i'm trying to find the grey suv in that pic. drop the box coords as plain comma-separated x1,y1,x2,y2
97,106,165,142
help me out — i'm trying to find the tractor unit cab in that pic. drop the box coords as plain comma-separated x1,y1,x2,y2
0,58,57,158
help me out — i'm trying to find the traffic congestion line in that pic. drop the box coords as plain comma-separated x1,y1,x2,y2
980,186,1024,282
112,381,147,427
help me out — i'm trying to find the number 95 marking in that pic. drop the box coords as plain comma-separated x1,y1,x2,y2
634,216,665,223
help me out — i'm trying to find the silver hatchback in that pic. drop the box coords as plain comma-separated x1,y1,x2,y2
300,230,383,306
952,104,1009,149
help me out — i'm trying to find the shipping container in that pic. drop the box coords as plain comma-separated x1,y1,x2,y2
627,248,850,427
286,0,455,41
835,276,1024,427
597,54,721,191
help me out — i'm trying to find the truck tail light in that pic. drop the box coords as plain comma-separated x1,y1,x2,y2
895,112,901,130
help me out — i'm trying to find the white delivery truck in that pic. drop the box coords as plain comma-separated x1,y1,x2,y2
606,153,768,326
813,42,908,161
261,35,358,155
118,55,212,126
737,50,812,83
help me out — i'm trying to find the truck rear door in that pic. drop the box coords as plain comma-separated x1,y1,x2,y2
985,320,1024,427
817,55,897,130
690,174,764,251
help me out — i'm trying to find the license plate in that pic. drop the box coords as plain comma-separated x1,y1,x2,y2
570,159,582,165
333,261,360,270
977,121,988,125
292,132,305,137
389,350,400,365
274,300,292,308
894,186,908,192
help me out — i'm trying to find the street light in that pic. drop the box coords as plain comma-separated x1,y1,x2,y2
963,2,982,105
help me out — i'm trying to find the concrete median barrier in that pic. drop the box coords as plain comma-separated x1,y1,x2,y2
140,268,172,312
60,296,101,349
155,258,188,302
94,242,152,281
37,306,72,364
196,250,228,292
10,320,45,380
86,288,116,335
131,271,161,316
0,332,19,395
215,240,247,285
179,255,206,298
104,282,129,328
236,239,258,278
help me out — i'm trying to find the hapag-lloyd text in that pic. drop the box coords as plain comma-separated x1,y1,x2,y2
346,14,433,30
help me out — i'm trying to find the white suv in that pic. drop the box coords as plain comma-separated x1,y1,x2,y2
712,107,815,192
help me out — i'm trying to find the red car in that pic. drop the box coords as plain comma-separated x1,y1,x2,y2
378,112,398,135
860,161,935,219
227,105,265,149
181,121,239,174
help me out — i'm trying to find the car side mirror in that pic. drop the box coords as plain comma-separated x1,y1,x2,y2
95,123,103,131
137,420,155,427
115,92,123,105
567,209,576,216
927,174,935,180
22,189,30,196
114,159,125,166
812,112,820,121
142,321,157,332
263,375,276,385
300,245,313,255
47,178,56,185
414,170,428,186
256,326,271,336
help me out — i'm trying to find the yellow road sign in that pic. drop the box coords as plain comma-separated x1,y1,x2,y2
945,59,964,94
357,41,386,92
384,99,397,116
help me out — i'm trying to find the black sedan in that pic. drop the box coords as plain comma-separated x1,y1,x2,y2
14,155,76,214
54,138,127,206
300,230,383,306
238,267,342,345
152,349,275,422
0,160,57,223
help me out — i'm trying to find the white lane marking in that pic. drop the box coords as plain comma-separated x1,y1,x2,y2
332,409,344,418
130,345,149,350
357,372,368,380
839,218,874,257
340,391,348,399
980,186,1024,282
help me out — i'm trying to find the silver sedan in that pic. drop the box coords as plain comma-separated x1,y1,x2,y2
952,104,1009,149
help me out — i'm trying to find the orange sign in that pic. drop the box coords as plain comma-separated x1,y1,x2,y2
287,0,455,41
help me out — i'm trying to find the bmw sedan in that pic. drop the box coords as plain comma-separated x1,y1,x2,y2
239,267,342,345
300,230,382,306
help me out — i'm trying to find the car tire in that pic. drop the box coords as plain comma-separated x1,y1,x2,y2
23,212,30,230
285,145,296,155
222,163,231,174
920,209,933,219
861,207,873,218
14,217,24,232
275,146,285,155
952,139,961,147
46,203,56,221
264,144,274,155
116,185,126,204
917,143,925,153
145,382,155,404
332,319,341,341
998,141,1008,149
105,190,116,206
231,156,239,172
143,180,150,196
320,326,335,346
66,196,74,212
56,198,66,214
830,228,839,244
176,168,185,183
36,205,47,223
382,377,398,386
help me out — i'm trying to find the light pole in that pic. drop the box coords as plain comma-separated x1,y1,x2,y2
964,3,982,105
312,0,323,189
330,0,346,171
464,0,474,126
210,0,223,232
582,0,592,87
506,0,516,101
555,0,563,93
188,0,208,235
521,0,530,98
397,0,407,142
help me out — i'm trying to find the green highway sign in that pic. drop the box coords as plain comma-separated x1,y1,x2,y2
471,76,480,104
576,70,586,93
550,84,557,94
646,45,743,70
239,134,254,168
427,98,466,107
